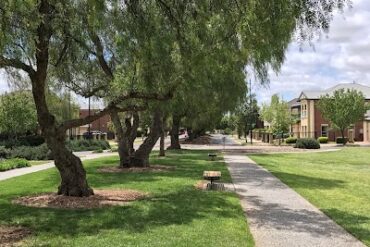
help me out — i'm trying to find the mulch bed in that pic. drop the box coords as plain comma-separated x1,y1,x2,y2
0,226,31,247
97,165,174,173
12,189,147,209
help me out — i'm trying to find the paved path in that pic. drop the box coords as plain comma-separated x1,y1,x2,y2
224,153,365,247
0,152,117,182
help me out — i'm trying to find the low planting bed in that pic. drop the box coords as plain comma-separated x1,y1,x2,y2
0,158,30,172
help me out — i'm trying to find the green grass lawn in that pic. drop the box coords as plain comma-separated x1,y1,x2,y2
0,150,253,247
249,147,370,246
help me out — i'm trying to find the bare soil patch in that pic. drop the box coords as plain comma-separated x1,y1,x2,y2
0,226,31,247
97,165,173,173
13,189,147,209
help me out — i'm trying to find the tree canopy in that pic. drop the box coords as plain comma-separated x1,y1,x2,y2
260,94,292,133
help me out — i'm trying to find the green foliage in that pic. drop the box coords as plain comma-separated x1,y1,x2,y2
10,144,52,160
66,139,110,152
336,137,349,144
318,137,329,144
285,137,297,144
0,146,10,158
233,93,259,137
0,135,45,148
92,149,103,153
295,138,320,149
318,89,368,143
0,158,30,171
0,91,37,137
260,95,292,134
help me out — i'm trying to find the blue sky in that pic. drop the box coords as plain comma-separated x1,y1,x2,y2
1,0,369,107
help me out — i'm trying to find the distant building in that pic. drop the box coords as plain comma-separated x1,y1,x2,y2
290,83,370,142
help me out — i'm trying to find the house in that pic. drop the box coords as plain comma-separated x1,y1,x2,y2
291,83,370,142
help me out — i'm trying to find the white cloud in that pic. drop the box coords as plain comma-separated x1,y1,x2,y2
257,0,370,104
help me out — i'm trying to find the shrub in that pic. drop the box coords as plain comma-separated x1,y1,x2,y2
224,128,232,135
92,149,103,153
0,158,30,171
285,137,297,144
0,146,10,159
295,138,320,149
336,137,348,144
10,144,52,160
66,139,111,152
318,137,329,144
0,135,45,148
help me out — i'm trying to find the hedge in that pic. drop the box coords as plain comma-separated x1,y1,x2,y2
318,137,329,144
0,158,30,172
66,139,110,152
336,137,348,144
295,138,320,149
10,144,53,160
285,137,297,144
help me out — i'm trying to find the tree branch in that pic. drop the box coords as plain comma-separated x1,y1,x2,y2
0,56,36,75
60,104,147,130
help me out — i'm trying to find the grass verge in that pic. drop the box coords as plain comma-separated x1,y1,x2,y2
249,147,370,246
0,149,253,247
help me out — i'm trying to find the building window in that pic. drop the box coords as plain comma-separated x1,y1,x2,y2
321,124,328,137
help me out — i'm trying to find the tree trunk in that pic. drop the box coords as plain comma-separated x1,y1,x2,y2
130,110,162,167
28,4,93,197
50,137,93,196
341,129,347,145
168,115,181,150
110,111,140,168
159,116,166,156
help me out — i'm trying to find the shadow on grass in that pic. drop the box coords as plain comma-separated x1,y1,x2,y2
0,150,241,238
270,171,345,190
322,208,370,244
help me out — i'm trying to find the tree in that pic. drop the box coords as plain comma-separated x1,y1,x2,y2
234,93,259,138
260,95,292,134
318,89,367,145
0,91,37,138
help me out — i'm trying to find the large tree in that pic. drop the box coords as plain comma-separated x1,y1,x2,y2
0,1,172,196
318,89,368,144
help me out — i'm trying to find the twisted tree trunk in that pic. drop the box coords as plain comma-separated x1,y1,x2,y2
111,111,140,167
130,110,162,167
168,115,181,150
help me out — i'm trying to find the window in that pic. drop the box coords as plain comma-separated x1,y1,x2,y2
321,124,328,137
301,104,307,118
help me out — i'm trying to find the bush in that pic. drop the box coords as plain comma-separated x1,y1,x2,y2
318,137,329,144
285,137,297,144
66,139,111,152
0,158,30,171
10,144,53,160
0,146,10,159
0,135,45,148
92,149,103,153
336,137,348,144
224,128,232,135
295,138,320,149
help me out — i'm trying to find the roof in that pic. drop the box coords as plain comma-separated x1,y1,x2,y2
299,83,370,100
287,98,300,108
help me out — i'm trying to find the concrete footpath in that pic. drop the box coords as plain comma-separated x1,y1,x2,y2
224,153,365,247
0,152,117,182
